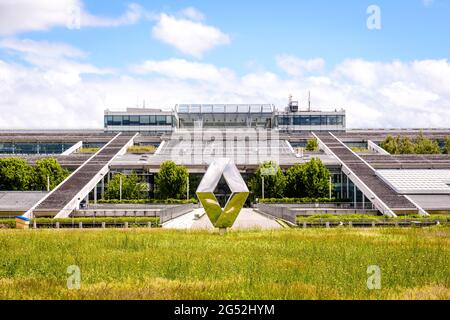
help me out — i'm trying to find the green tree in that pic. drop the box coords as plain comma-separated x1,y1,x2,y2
301,158,331,198
105,172,147,200
414,132,441,154
305,138,319,151
380,135,397,154
443,136,450,154
398,136,415,154
0,157,33,190
31,158,69,191
285,164,306,198
249,161,286,199
155,161,189,199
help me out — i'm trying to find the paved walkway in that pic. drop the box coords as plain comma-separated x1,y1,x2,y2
162,208,204,229
163,208,282,230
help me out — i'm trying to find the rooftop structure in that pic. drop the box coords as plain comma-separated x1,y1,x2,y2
103,102,346,133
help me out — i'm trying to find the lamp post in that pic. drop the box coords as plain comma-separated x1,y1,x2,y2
186,175,189,200
119,175,122,201
329,176,332,200
261,176,265,200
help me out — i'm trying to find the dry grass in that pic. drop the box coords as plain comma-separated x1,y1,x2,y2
0,227,449,300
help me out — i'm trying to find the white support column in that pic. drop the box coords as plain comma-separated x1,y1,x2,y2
101,176,105,199
346,175,349,199
353,185,357,208
94,183,97,204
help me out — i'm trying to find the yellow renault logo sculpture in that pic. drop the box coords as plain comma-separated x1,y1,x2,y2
196,158,249,232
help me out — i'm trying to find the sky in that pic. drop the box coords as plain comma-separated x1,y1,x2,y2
0,0,449,129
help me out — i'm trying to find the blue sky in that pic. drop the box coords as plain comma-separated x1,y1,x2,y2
10,0,450,72
0,0,449,128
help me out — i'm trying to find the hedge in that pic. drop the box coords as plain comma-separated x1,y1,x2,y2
259,197,338,204
32,217,160,224
296,214,450,222
98,198,198,204
0,219,16,228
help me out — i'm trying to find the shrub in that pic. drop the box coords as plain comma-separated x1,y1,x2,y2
127,145,157,153
380,132,442,154
77,147,100,153
305,138,319,151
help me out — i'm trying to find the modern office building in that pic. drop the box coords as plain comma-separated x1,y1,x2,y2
1,100,450,221
104,102,346,133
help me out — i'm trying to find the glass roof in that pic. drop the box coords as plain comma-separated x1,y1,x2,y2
177,104,274,114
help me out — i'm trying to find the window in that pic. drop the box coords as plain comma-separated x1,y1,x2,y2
140,115,150,125
166,115,172,125
156,115,166,125
129,116,140,125
279,116,290,125
327,116,338,125
112,116,122,126
122,116,130,125
106,115,113,126
201,105,213,113
321,116,328,125
310,116,321,126
293,116,301,125
149,115,156,125
300,116,311,125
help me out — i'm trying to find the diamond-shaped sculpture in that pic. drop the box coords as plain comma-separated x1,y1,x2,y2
196,158,249,229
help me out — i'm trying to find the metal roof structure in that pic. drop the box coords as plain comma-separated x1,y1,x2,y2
176,104,275,114
377,170,450,194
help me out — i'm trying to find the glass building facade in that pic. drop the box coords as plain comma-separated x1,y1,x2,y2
276,114,345,126
104,115,175,127
0,142,75,154
104,106,346,132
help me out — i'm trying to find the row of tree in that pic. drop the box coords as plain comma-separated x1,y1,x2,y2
104,161,189,200
249,158,331,199
380,133,450,155
102,158,332,202
0,158,69,191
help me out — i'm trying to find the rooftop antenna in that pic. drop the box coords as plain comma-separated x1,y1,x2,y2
308,91,311,112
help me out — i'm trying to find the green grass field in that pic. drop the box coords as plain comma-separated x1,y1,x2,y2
0,227,449,300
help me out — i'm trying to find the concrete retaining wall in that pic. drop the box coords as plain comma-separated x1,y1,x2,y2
255,203,379,224
73,203,194,223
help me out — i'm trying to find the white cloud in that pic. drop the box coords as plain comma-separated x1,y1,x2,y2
0,0,143,35
180,7,205,21
423,0,434,7
1,45,450,129
0,38,113,86
130,58,234,82
276,55,325,76
152,13,231,58
0,38,85,59
81,3,143,28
